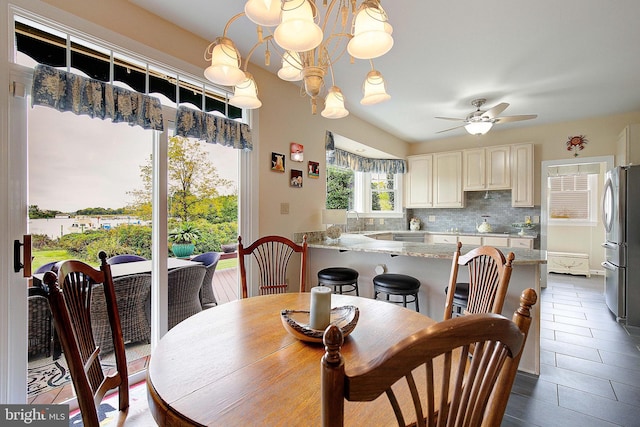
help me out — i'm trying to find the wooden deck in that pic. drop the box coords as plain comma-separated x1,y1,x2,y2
211,267,239,304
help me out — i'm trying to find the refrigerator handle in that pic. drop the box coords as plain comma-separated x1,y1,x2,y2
601,261,617,271
601,241,617,250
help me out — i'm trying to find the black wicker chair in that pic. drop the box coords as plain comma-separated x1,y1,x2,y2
106,254,147,265
191,252,222,309
27,287,52,358
168,265,207,330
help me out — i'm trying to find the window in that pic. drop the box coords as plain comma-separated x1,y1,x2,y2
326,165,403,216
548,174,598,224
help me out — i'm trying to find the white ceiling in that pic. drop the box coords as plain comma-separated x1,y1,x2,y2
130,0,640,144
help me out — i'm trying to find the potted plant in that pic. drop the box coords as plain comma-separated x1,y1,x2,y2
169,222,201,258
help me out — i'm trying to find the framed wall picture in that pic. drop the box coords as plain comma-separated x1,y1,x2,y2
308,161,319,178
290,142,304,162
290,169,303,188
271,152,285,172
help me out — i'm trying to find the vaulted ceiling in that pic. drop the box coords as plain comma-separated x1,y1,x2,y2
130,0,640,143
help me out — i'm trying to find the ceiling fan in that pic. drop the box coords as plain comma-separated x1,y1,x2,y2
435,98,538,135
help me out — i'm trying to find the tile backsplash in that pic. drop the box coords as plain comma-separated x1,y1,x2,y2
409,190,541,234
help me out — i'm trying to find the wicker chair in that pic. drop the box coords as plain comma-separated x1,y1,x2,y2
27,287,52,358
168,265,207,330
91,273,152,354
191,252,222,309
106,254,147,265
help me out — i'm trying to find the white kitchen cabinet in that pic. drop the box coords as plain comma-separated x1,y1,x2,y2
433,151,464,208
509,237,534,249
463,146,510,191
482,236,509,248
547,252,590,277
405,154,433,207
616,124,640,166
458,235,482,246
510,143,534,207
431,234,458,244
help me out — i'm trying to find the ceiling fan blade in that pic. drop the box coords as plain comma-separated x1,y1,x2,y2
494,114,538,123
435,116,466,121
483,102,509,118
436,124,466,133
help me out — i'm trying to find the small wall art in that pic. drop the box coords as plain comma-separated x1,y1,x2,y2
308,161,319,178
566,135,587,157
290,142,304,162
290,169,303,188
271,152,285,172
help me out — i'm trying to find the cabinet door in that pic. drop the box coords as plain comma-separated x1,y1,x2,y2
482,236,509,247
509,238,533,249
458,235,482,246
511,143,534,207
433,151,464,208
463,148,485,190
405,155,433,207
486,146,511,189
432,234,458,244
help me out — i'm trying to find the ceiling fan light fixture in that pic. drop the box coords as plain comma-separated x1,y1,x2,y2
361,70,390,105
229,73,262,109
244,0,281,27
347,0,393,59
322,86,349,119
204,37,246,86
274,0,323,52
464,121,493,135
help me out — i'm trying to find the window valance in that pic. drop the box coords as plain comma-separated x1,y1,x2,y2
325,131,406,174
31,64,164,131
175,106,253,151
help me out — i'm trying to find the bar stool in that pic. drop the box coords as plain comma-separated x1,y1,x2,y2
444,283,468,317
318,267,359,295
373,273,420,312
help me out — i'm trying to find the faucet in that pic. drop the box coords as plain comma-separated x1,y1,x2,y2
346,210,360,233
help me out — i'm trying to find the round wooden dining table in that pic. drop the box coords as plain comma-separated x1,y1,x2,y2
147,292,437,426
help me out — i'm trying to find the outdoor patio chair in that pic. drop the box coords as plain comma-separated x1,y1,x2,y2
27,287,52,358
167,264,206,329
107,254,147,264
191,251,222,309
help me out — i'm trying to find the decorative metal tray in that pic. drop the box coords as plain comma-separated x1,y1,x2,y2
280,305,359,343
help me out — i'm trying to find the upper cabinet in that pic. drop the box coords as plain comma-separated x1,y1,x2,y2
463,145,510,191
616,124,640,167
405,154,433,208
433,151,464,208
510,143,534,207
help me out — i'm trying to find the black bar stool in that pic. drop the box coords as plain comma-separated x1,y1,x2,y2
444,283,468,317
373,273,420,312
318,267,359,295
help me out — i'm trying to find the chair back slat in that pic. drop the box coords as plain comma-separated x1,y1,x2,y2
43,251,129,426
238,235,307,298
321,289,537,427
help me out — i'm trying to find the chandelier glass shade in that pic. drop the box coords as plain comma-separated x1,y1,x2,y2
204,0,393,119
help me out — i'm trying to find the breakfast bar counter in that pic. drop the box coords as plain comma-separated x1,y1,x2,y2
306,233,546,375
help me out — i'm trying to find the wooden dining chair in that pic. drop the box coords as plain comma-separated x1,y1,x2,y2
321,288,538,427
237,234,308,299
444,242,515,320
42,251,131,426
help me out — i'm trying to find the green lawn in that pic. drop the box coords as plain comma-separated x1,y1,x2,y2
217,257,237,270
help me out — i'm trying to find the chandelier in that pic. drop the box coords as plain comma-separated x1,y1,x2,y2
203,0,393,119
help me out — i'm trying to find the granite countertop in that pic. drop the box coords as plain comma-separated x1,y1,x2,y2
362,230,538,239
307,233,546,265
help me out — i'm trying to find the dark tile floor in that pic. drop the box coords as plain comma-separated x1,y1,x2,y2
503,274,640,427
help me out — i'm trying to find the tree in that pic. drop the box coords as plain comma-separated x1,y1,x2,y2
326,165,354,209
127,136,232,222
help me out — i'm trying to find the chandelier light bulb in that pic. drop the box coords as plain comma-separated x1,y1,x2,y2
464,121,493,135
321,86,349,119
274,0,323,52
360,70,390,105
277,50,304,81
347,2,393,59
244,0,282,27
204,38,246,86
229,73,262,109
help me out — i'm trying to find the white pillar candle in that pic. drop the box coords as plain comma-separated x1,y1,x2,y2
309,286,332,330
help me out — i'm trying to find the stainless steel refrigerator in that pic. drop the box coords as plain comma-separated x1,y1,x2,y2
602,165,640,326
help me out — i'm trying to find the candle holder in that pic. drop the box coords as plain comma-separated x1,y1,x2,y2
280,305,359,343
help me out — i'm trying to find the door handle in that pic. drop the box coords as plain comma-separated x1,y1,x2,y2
13,235,32,277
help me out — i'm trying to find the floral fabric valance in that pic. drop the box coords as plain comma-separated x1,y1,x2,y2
325,131,406,174
175,106,252,151
31,64,164,131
